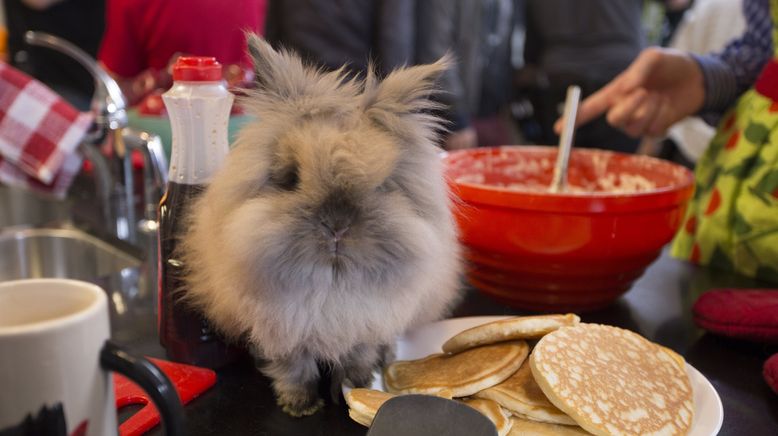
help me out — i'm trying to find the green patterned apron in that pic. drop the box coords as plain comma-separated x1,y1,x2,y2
671,0,778,283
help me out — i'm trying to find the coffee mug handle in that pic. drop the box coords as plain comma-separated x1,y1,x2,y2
100,341,185,436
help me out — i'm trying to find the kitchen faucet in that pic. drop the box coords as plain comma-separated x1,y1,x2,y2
23,31,167,243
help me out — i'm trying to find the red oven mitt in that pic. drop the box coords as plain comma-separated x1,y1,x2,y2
692,289,778,394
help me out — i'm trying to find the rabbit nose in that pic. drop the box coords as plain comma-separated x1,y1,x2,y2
317,190,358,241
320,220,349,240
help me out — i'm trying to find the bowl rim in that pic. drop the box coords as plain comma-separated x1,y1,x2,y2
443,145,695,214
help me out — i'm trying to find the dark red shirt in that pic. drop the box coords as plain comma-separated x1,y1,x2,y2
99,0,266,78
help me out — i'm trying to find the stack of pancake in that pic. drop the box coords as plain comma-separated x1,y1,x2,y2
345,315,694,436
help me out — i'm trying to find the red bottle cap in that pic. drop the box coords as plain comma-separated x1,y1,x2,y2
172,56,222,82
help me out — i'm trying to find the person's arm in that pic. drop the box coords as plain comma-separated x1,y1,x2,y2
693,0,772,114
557,0,771,138
557,47,705,138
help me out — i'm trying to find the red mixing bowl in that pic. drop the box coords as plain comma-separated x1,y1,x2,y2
444,146,695,312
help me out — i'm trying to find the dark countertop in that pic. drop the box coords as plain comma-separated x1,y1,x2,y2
119,251,778,435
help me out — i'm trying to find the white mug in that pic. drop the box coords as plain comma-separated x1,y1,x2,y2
0,279,184,436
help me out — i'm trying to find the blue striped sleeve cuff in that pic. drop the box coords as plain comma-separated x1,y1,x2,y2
691,53,739,114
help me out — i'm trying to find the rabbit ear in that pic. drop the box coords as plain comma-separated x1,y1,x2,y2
245,32,358,112
246,33,301,97
363,54,452,125
246,33,277,86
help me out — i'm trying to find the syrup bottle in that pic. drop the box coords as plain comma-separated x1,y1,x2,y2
158,57,243,368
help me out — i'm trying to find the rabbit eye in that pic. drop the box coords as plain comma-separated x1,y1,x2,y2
272,166,299,191
377,179,399,193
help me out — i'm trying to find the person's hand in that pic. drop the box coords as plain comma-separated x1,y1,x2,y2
554,48,706,138
445,127,478,150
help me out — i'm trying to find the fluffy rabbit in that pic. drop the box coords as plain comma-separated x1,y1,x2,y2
180,35,462,416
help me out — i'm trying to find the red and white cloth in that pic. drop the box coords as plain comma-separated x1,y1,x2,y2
0,62,93,198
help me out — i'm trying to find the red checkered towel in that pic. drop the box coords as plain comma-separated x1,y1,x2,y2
0,62,93,198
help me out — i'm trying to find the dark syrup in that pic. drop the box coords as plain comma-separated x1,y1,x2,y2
158,181,244,368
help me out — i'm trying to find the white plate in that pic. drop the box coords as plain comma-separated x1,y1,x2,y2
348,316,723,436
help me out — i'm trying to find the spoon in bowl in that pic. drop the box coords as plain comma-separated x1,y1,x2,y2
549,85,582,193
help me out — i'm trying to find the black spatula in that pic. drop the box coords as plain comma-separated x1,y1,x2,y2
366,395,498,436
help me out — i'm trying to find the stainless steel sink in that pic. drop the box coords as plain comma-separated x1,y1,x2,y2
1,31,167,354
0,182,146,283
0,186,158,352
0,185,72,229
0,227,141,281
0,226,158,351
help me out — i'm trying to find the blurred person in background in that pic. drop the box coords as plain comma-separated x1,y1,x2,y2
520,0,645,153
267,0,520,151
265,0,413,79
4,0,104,110
98,0,267,106
566,0,778,282
661,0,746,166
416,0,521,150
643,0,695,47
662,0,696,45
519,0,689,153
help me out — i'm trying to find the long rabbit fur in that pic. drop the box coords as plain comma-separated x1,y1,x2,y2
180,34,462,416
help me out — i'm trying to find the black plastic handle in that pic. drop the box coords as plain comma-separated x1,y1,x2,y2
100,341,185,436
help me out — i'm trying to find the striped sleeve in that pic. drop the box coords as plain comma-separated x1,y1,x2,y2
694,0,773,114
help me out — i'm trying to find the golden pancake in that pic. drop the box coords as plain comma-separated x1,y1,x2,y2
442,314,580,354
347,408,374,427
384,341,529,397
508,417,592,435
434,389,454,399
658,344,686,370
475,358,576,425
530,324,694,436
461,398,513,436
344,388,394,427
